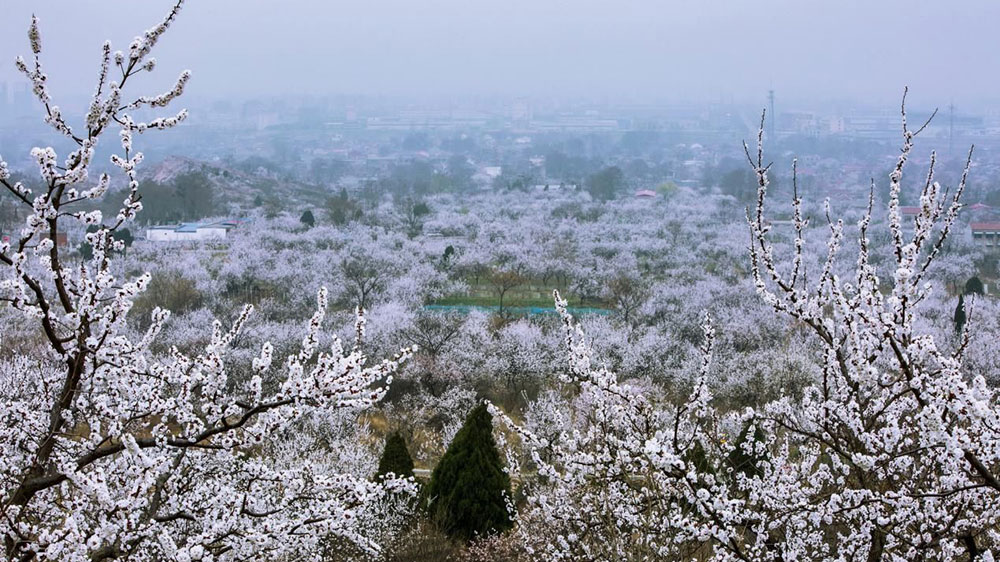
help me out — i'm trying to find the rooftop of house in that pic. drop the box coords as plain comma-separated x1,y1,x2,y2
971,222,1000,232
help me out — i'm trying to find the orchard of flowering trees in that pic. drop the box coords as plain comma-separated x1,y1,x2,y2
2,2,1000,562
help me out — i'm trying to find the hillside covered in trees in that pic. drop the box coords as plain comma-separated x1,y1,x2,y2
2,2,1000,562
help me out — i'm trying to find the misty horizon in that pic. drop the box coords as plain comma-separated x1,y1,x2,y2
2,0,999,110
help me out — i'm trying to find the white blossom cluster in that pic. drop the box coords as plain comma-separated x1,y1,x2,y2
497,100,1000,561
0,4,415,560
492,298,740,561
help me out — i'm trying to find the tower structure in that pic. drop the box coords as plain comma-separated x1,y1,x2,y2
768,89,776,140
949,102,955,156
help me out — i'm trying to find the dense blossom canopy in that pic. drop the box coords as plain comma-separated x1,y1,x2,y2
1,3,998,562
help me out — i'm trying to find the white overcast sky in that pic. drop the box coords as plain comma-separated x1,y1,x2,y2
0,0,997,108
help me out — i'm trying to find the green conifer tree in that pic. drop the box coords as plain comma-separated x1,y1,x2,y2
954,293,967,334
376,431,415,480
965,276,985,296
299,209,315,228
426,404,513,541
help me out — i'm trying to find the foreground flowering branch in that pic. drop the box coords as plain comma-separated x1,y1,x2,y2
743,92,999,561
0,4,414,560
499,94,1000,561
492,294,738,561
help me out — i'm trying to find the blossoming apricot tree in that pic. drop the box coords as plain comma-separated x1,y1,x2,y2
0,3,414,561
497,97,1000,561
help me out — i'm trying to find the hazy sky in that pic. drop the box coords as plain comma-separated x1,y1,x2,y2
1,1,998,108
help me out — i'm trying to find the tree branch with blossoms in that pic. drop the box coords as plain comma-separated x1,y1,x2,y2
496,92,1000,562
0,4,416,561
